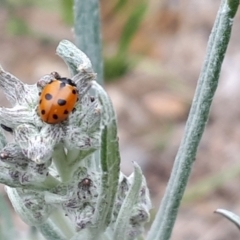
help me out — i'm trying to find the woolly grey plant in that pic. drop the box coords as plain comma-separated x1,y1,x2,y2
146,0,240,240
0,40,151,240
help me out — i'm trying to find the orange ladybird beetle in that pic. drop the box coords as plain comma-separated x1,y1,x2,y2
38,72,78,124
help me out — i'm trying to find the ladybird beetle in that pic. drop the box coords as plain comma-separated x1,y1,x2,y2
38,74,78,124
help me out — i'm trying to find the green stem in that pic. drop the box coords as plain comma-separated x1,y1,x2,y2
147,1,239,240
74,0,103,85
48,210,74,238
39,174,61,189
38,210,75,240
52,145,70,182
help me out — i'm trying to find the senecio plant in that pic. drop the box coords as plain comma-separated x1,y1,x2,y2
1,0,240,240
0,40,151,240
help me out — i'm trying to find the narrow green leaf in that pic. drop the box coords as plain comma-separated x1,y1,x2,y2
92,82,120,232
118,2,147,54
113,0,128,13
100,123,120,222
215,209,240,230
113,162,143,240
60,0,74,25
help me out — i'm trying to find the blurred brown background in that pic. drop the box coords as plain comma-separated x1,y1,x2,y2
1,0,240,239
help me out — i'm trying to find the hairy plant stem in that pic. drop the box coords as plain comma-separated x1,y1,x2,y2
74,0,103,85
52,145,70,182
39,210,74,240
147,1,240,240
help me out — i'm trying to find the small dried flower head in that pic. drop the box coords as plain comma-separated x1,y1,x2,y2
112,171,152,237
44,167,100,230
6,187,53,226
0,143,50,188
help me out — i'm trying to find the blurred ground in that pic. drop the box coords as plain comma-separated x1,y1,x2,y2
1,0,240,239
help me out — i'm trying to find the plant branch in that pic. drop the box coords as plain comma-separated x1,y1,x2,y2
147,1,240,239
74,0,103,85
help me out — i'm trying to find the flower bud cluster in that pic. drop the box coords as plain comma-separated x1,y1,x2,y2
44,167,100,231
0,143,50,187
0,40,151,239
112,173,152,239
0,63,102,228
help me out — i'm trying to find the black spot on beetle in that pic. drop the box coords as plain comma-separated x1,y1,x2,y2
72,89,76,94
64,110,69,114
45,93,52,100
41,110,46,115
53,114,58,120
57,99,67,106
